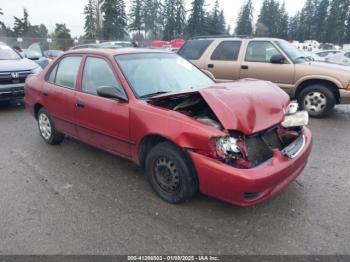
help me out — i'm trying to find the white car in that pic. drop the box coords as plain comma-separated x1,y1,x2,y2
326,52,350,66
315,50,344,58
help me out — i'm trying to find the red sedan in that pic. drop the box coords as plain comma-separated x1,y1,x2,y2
24,48,312,206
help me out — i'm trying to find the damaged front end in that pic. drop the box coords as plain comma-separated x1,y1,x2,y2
150,83,309,170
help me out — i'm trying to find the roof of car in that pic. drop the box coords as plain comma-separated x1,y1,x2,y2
190,36,284,41
65,47,171,56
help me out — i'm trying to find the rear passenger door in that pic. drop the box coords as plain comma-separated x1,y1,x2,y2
205,41,242,80
42,56,82,137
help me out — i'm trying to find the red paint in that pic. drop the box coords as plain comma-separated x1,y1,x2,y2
24,48,313,206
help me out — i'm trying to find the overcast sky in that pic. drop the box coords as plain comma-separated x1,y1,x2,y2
1,0,306,37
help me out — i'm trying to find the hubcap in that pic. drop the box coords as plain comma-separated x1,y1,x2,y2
304,92,327,113
154,157,180,194
38,113,52,140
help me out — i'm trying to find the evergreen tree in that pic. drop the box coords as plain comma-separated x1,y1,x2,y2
163,0,177,40
0,8,4,28
174,0,186,37
256,0,281,37
276,2,289,39
102,0,127,40
51,23,73,50
288,13,300,40
186,0,206,37
235,0,253,36
129,0,144,35
13,8,30,36
84,0,97,40
143,0,162,39
207,0,226,35
326,0,350,44
314,0,329,42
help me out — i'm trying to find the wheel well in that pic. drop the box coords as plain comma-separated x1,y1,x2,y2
34,103,43,119
139,135,171,168
295,79,340,104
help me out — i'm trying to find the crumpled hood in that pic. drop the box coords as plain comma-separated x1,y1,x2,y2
151,79,290,135
0,58,38,72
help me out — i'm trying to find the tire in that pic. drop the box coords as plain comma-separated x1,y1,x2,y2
37,108,64,145
145,142,198,204
297,84,336,118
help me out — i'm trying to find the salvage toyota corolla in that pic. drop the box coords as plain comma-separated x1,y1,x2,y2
24,48,312,206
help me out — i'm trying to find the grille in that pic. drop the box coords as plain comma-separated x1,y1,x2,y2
0,70,32,85
245,128,283,167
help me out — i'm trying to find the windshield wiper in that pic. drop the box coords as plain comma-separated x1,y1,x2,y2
139,91,170,99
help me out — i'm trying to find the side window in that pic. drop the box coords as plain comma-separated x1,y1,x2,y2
82,57,125,97
345,52,350,58
55,56,82,89
47,64,58,83
211,41,242,61
178,40,213,60
245,41,282,63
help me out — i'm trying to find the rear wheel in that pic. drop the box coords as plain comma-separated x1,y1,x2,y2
37,108,64,145
298,84,336,118
145,142,198,204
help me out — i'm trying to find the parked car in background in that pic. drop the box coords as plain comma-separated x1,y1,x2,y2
0,42,41,104
325,51,350,66
98,41,134,49
179,36,350,117
23,42,50,69
303,51,325,62
70,44,99,50
24,48,312,206
315,50,344,58
44,50,64,60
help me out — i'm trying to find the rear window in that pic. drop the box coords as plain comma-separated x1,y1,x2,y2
178,40,213,60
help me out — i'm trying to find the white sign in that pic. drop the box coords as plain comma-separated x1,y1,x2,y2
17,38,23,43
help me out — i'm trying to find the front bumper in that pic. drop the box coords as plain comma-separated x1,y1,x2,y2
339,89,350,104
0,83,25,102
189,127,313,206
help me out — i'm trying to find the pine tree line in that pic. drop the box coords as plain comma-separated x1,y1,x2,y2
83,0,228,41
235,0,350,45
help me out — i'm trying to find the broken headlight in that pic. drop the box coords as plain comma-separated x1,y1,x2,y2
282,102,309,128
216,137,241,157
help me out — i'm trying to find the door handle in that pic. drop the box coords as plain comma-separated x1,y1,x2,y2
42,91,48,97
241,65,249,70
76,100,85,108
208,64,214,68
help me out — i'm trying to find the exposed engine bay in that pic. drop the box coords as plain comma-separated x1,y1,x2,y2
151,93,224,130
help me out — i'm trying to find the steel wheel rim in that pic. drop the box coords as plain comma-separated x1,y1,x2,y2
154,156,181,194
304,92,327,113
39,113,52,140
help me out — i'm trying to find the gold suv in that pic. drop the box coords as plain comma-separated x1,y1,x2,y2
178,36,350,117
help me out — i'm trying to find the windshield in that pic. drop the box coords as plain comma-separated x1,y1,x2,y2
116,53,215,98
0,45,22,60
275,40,305,63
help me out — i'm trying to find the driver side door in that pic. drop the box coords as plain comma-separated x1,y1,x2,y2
75,56,132,158
240,41,295,92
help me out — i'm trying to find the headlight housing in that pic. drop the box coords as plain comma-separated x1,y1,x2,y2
282,101,309,128
31,66,42,75
216,137,241,157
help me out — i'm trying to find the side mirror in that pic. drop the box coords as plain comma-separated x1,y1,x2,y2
270,54,286,64
26,53,41,60
97,86,128,102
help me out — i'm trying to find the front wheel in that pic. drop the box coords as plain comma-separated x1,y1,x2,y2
145,142,198,204
37,108,64,145
297,85,336,118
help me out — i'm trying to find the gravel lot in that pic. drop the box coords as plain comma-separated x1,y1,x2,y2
0,102,349,255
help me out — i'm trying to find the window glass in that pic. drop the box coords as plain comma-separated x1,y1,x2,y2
116,53,214,98
345,53,350,58
55,56,82,89
48,64,58,83
178,40,213,60
0,45,21,60
211,41,241,61
82,57,124,96
245,41,281,63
